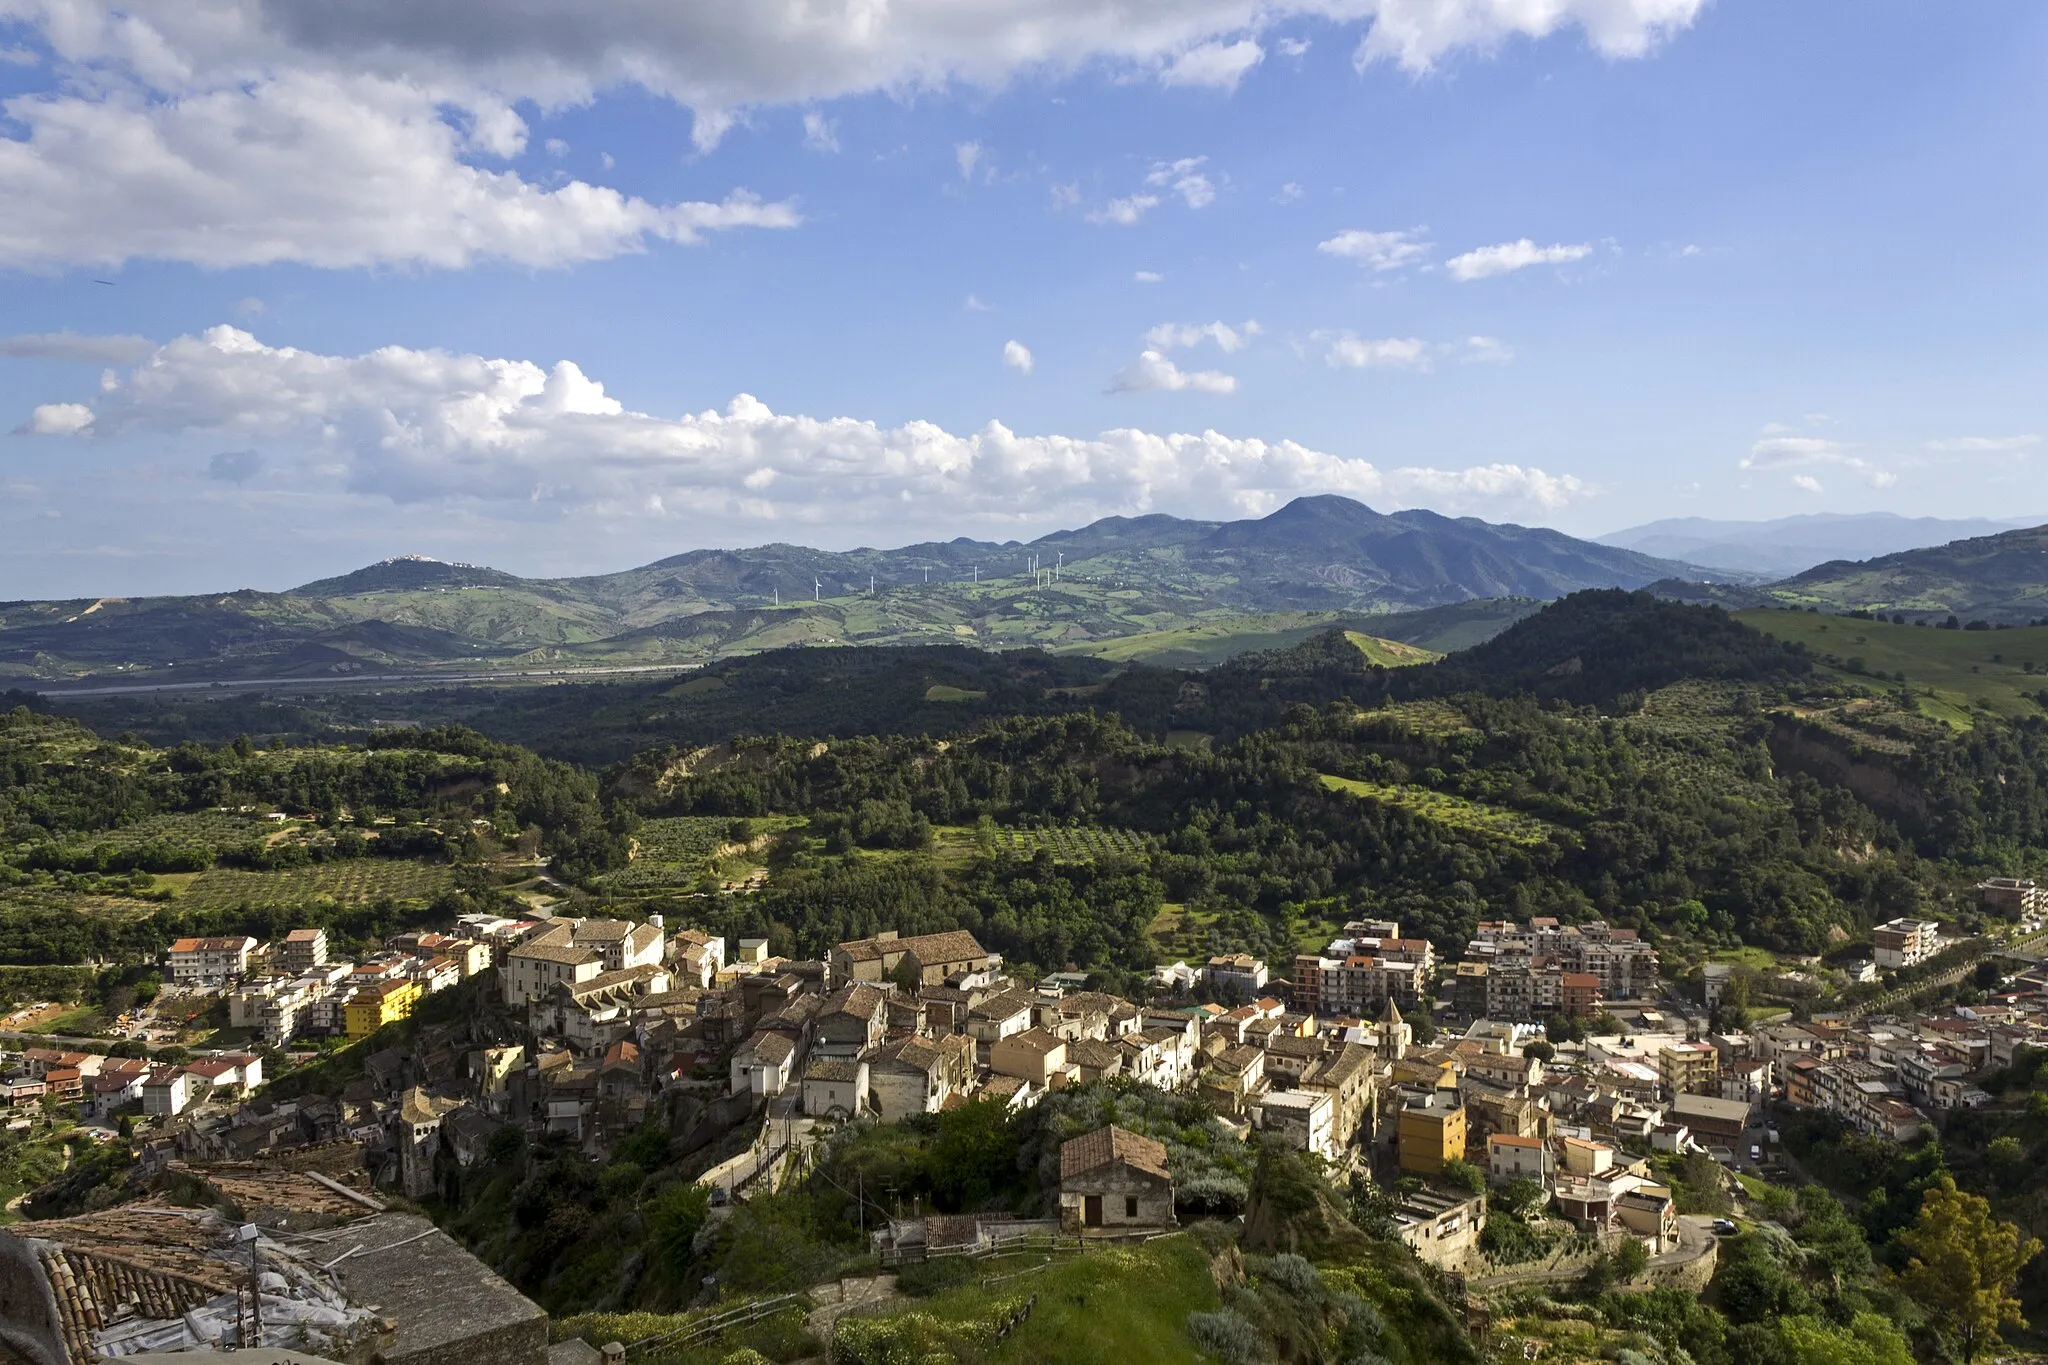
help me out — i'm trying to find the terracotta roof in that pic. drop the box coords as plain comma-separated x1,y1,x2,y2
1059,1125,1170,1183
285,928,325,942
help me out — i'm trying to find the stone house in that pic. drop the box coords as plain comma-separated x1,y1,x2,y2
813,983,889,1058
1059,1125,1176,1234
830,930,991,987
801,1058,870,1118
868,1034,976,1121
990,1028,1068,1089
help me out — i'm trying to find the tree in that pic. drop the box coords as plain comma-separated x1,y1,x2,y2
1523,1039,1556,1063
1897,1174,2042,1361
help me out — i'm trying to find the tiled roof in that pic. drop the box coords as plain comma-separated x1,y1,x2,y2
1059,1125,1170,1182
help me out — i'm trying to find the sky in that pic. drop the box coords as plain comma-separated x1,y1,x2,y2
1,0,2044,597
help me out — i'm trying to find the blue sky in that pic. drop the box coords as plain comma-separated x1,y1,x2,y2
1,0,2043,596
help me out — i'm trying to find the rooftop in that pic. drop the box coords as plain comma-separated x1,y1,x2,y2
1060,1125,1170,1183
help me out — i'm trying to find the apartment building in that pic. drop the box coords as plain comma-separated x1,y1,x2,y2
164,936,257,984
1873,918,1941,970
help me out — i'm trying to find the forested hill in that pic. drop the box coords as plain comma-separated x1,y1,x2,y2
2,496,1709,684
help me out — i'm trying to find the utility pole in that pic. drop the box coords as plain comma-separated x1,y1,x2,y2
239,1223,261,1346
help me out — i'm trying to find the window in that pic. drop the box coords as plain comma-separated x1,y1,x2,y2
1125,1196,1138,1219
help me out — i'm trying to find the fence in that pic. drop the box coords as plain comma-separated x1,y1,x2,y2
621,1293,803,1358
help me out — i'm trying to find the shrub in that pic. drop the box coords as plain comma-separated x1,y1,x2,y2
1185,1308,1265,1365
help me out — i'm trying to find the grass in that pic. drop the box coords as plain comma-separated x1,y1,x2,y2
924,684,987,702
24,1007,106,1036
1318,774,1561,847
174,861,453,911
1736,608,2048,724
1342,631,1442,668
844,1233,1219,1365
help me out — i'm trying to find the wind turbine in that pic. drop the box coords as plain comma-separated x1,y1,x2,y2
814,577,822,602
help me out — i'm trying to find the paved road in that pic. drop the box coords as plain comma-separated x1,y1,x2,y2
1469,1215,1719,1290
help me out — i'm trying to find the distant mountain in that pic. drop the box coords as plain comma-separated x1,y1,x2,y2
1598,512,2040,579
0,496,1724,684
1768,525,2048,624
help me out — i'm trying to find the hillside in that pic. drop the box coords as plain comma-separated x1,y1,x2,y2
1,498,1699,685
1767,526,2048,624
1600,512,2037,578
1736,608,2048,725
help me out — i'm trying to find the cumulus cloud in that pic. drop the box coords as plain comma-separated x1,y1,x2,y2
0,2,1700,269
0,72,798,269
954,140,983,181
1110,351,1236,394
18,402,95,435
13,325,1592,524
1144,320,1260,353
1160,39,1264,91
1445,238,1593,281
1145,156,1216,209
1318,227,1431,273
1741,432,1896,489
1792,474,1823,494
1133,270,1164,283
1276,37,1312,57
0,332,156,364
1002,340,1034,374
1324,334,1430,370
1458,336,1513,363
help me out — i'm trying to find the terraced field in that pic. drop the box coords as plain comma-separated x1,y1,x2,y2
1736,608,2048,725
1317,774,1561,846
988,826,1157,862
173,861,453,911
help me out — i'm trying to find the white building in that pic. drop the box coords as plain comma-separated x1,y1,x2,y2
164,936,257,984
1874,918,1940,970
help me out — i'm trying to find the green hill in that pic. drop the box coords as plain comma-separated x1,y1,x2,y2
1737,607,2048,724
2,498,1698,685
1766,524,2048,623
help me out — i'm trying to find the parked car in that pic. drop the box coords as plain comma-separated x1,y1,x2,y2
1712,1218,1738,1236
1750,1145,1763,1163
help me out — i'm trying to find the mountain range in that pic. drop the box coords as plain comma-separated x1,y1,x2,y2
0,496,1708,685
1598,511,2040,578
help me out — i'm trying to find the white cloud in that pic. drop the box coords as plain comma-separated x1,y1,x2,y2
964,293,991,311
1741,432,1897,489
1160,39,1264,91
1276,37,1312,57
0,2,1701,268
1925,434,2040,454
1445,238,1593,281
0,72,799,269
1144,156,1215,208
955,140,983,181
1318,227,1430,273
18,402,95,435
1144,320,1261,353
1276,181,1304,203
1325,333,1429,370
802,110,840,153
1458,335,1513,363
543,137,569,157
1002,340,1034,374
1088,194,1161,226
14,325,1592,524
1791,474,1823,494
0,332,156,364
1111,350,1236,394
1133,270,1164,283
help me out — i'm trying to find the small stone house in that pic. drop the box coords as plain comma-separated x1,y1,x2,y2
1058,1125,1175,1234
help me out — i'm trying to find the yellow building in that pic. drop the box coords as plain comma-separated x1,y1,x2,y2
344,979,422,1038
1396,1086,1468,1178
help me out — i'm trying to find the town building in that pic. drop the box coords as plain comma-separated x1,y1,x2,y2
1978,878,2045,922
1486,1134,1551,1185
830,930,992,986
1396,1085,1467,1178
1058,1126,1175,1234
276,927,329,972
1873,918,1941,970
801,1058,870,1118
164,935,257,984
1205,954,1269,1001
